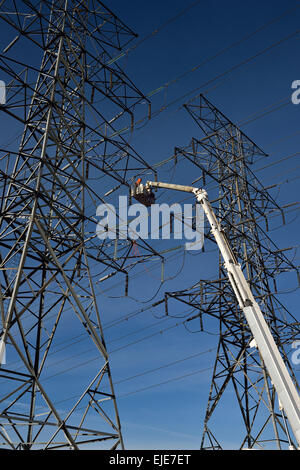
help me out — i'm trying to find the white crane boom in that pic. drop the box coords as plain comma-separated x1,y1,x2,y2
136,180,300,448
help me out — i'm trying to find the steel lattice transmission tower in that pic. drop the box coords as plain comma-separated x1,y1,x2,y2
163,95,300,449
0,0,156,450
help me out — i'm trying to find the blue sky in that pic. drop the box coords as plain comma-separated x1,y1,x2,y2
1,0,300,450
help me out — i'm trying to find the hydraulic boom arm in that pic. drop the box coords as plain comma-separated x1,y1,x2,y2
138,180,300,448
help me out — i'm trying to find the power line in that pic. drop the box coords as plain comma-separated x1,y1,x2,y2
112,25,300,140
12,201,300,369
175,28,300,111
145,4,300,98
117,366,214,399
5,145,298,343
114,347,216,386
108,0,203,63
34,231,300,380
40,318,193,383
238,97,290,127
117,4,300,104
9,164,298,344
53,348,216,407
255,151,300,172
3,58,300,369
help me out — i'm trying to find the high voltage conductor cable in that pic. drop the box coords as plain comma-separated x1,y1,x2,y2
4,126,295,358
4,242,190,334
6,150,291,316
117,366,214,399
191,149,300,189
53,350,216,407
41,317,196,383
52,365,216,407
104,14,300,139
128,94,300,178
0,1,160,450
86,135,297,237
2,1,299,451
31,317,172,369
51,309,300,406
10,284,201,369
12,276,215,372
268,129,300,146
13,217,300,371
1,13,299,170
1,63,297,212
44,317,205,379
107,3,300,98
10,210,300,373
67,184,299,306
238,96,290,127
19,214,300,364
107,0,203,64
145,4,300,98
114,347,216,385
59,11,300,145
178,27,300,109
113,24,300,139
255,152,300,172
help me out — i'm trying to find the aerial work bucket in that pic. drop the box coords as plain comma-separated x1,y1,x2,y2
130,178,155,207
